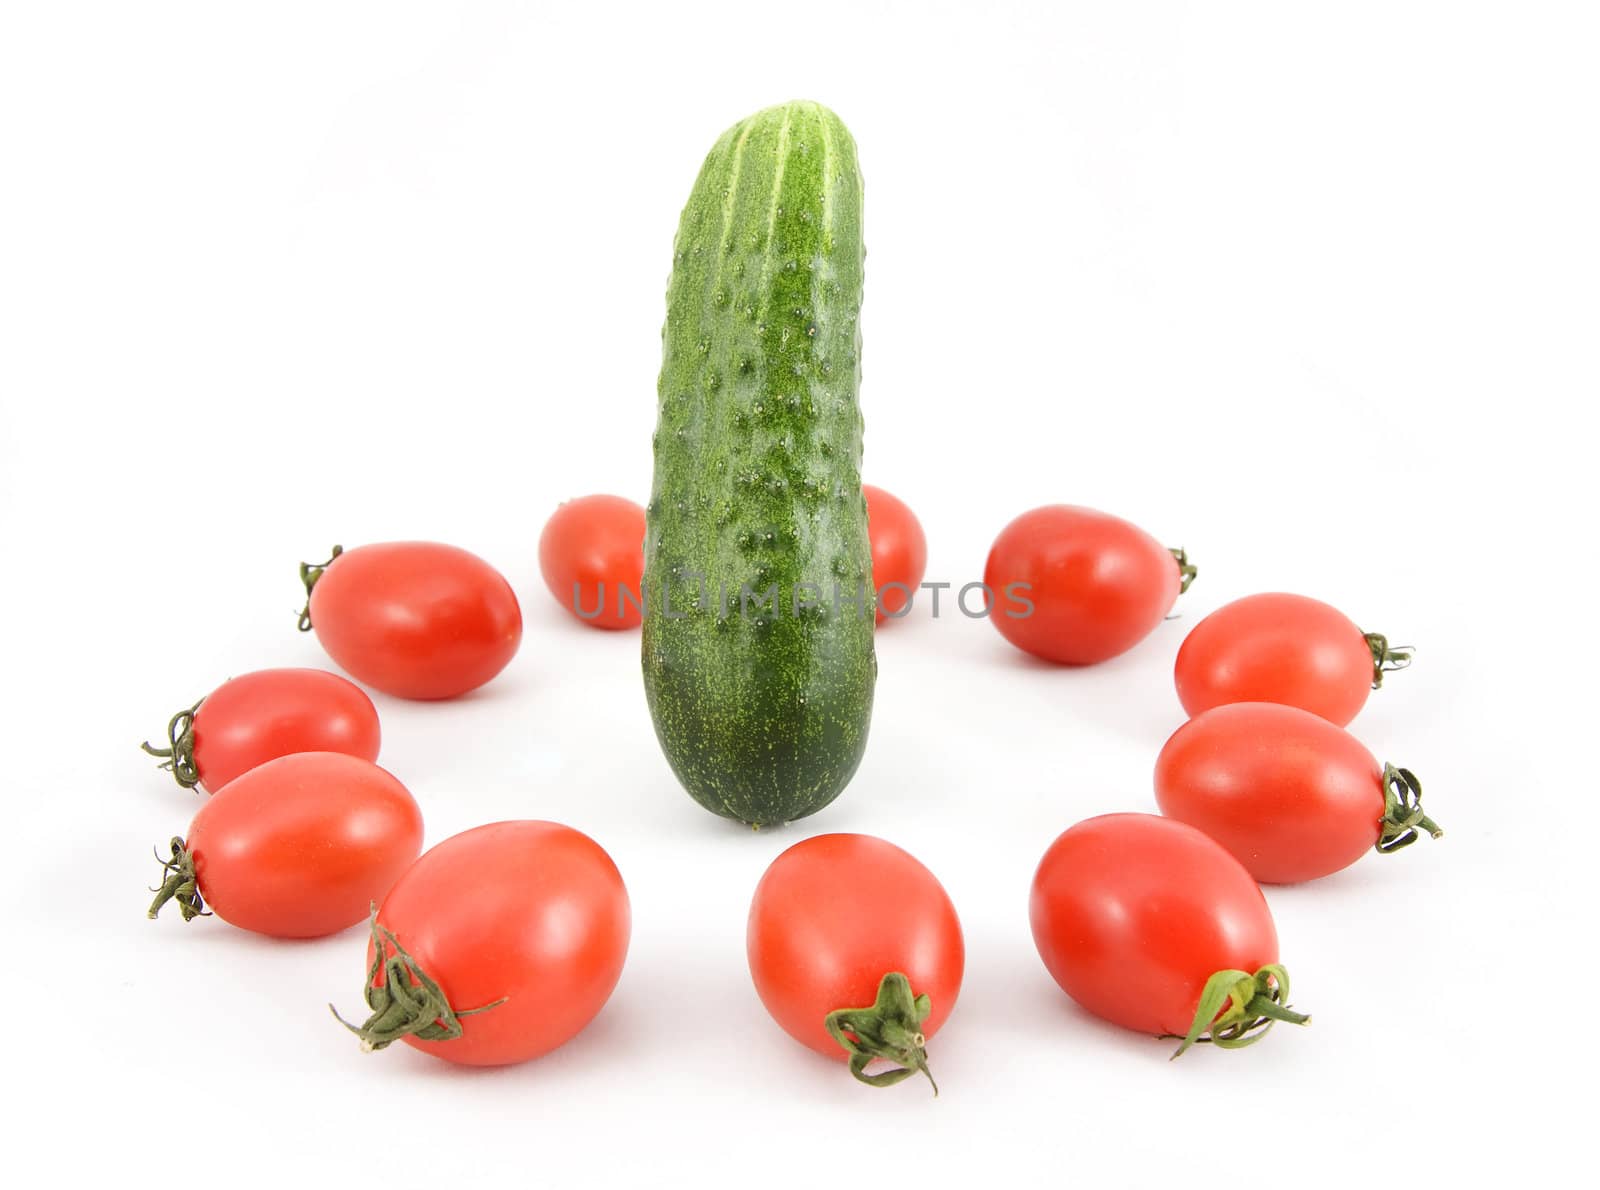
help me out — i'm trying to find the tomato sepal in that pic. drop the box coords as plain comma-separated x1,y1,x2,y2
295,544,344,632
1167,964,1309,1059
823,971,939,1095
140,699,203,790
1363,631,1414,690
147,836,208,921
1376,764,1443,853
330,912,507,1053
1169,546,1198,595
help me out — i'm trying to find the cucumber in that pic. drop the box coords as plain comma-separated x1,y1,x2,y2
642,100,876,828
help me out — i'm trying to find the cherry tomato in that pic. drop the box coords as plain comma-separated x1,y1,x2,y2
864,484,927,623
1174,592,1411,725
336,821,630,1067
747,833,963,1091
141,668,380,793
983,505,1193,665
147,751,423,938
1155,701,1441,883
1029,813,1308,1056
298,542,522,700
537,494,647,630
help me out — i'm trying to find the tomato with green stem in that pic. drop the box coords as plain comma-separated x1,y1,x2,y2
984,505,1194,665
1174,592,1411,725
747,833,963,1093
864,484,927,623
332,821,630,1067
147,751,422,938
141,668,380,793
538,494,646,630
1155,701,1441,883
1029,813,1308,1056
297,542,522,700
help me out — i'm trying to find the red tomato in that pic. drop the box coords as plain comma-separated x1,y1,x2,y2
1155,701,1441,883
299,542,522,700
863,484,927,623
1029,814,1308,1055
147,751,423,938
1174,592,1410,726
747,833,963,1090
142,668,381,793
984,505,1192,665
337,821,630,1067
538,494,647,630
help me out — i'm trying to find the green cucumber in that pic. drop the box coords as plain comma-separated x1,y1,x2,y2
642,100,876,828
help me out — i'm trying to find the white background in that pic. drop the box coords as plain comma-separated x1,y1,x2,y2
2,2,1593,1185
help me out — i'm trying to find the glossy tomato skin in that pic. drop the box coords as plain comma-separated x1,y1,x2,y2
1029,814,1278,1036
376,821,630,1067
747,833,964,1059
1175,592,1373,725
189,668,380,792
863,485,928,623
538,494,646,630
984,505,1181,665
188,752,422,938
307,542,522,700
1156,702,1386,883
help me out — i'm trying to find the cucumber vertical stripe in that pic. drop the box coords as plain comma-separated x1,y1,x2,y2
643,101,876,828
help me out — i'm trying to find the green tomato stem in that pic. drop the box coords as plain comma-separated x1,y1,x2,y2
823,971,938,1095
1377,763,1443,852
296,544,343,632
1169,546,1198,595
140,699,202,790
1167,964,1309,1059
147,837,208,921
1363,631,1413,689
329,912,506,1052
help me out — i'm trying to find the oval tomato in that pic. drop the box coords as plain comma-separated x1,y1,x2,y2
147,751,423,938
1174,592,1410,725
747,833,963,1091
863,484,927,623
336,821,630,1067
1155,701,1441,883
142,667,381,793
298,542,522,700
1029,813,1308,1056
984,505,1192,665
538,494,647,630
